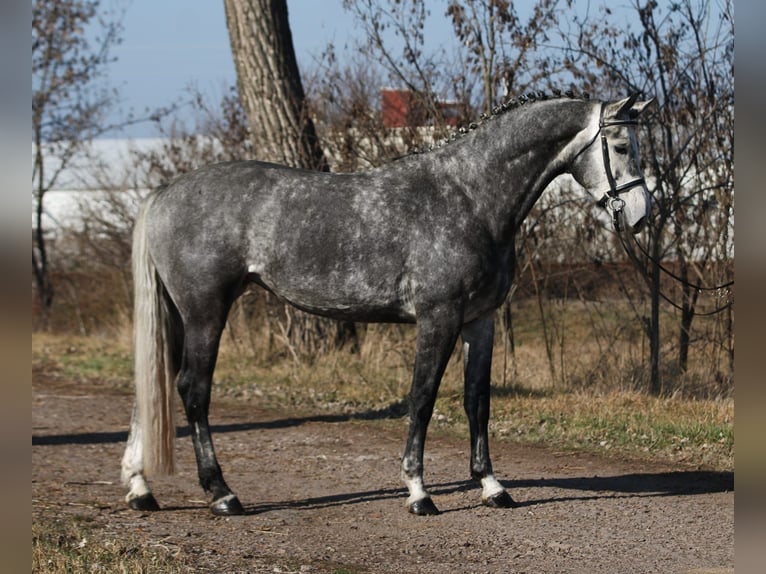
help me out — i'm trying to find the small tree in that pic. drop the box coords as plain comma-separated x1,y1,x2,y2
32,0,124,326
446,0,572,113
344,0,575,117
563,0,734,393
343,0,447,127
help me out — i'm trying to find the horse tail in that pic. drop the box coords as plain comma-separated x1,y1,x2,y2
132,192,180,476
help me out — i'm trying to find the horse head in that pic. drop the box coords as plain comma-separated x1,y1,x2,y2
571,94,655,234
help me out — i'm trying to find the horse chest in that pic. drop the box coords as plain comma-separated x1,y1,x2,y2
413,236,514,320
464,261,514,320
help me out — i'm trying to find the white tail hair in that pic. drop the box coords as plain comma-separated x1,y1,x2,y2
132,196,178,476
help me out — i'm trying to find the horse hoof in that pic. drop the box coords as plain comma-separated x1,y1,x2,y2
408,498,440,516
483,490,517,509
127,493,160,512
210,494,245,516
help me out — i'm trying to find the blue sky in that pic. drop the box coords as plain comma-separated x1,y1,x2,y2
104,0,462,138
100,0,663,139
65,0,727,139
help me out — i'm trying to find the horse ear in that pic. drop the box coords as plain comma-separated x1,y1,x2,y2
628,97,656,119
604,94,639,118
605,94,655,119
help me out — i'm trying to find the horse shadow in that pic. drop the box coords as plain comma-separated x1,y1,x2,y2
241,469,733,516
31,400,409,447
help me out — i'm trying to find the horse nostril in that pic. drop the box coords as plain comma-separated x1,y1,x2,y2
632,216,647,233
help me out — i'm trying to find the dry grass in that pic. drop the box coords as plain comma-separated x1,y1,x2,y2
32,516,190,574
467,390,731,470
32,326,733,471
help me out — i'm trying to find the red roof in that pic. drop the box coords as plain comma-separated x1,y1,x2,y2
381,89,465,128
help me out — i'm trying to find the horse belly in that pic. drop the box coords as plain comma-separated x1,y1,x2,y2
249,264,416,323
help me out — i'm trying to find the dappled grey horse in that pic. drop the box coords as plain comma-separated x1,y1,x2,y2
122,93,653,516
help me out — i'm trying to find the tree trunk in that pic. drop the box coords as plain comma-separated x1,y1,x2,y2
648,247,661,395
223,0,358,355
33,132,53,327
644,207,666,396
223,0,326,171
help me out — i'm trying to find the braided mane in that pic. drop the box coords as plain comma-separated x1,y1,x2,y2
406,88,592,156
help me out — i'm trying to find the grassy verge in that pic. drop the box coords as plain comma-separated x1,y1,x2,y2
32,331,733,470
436,387,733,470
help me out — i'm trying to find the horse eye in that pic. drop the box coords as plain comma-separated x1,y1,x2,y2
614,145,629,155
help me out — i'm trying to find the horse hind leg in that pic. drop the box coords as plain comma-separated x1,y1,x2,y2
121,404,160,511
461,315,516,509
121,274,183,512
176,306,245,516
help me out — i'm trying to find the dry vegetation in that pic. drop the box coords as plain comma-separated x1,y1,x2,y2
32,294,734,473
32,518,191,574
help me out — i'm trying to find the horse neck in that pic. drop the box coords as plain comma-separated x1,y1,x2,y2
429,99,597,243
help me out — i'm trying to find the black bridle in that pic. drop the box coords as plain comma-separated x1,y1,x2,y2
576,103,647,231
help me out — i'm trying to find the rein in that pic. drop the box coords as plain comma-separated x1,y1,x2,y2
617,229,734,316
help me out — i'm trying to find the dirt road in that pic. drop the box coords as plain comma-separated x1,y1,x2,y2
33,374,733,573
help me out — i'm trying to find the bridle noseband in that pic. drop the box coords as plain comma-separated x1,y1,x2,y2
577,102,647,231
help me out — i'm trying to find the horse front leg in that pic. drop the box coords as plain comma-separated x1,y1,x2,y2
462,315,516,508
401,304,462,515
177,317,244,516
